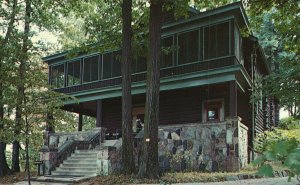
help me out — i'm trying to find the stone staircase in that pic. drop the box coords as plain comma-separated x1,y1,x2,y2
50,139,121,178
34,138,122,184
51,150,100,177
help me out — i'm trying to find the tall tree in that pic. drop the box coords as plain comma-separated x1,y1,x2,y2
121,0,135,174
12,0,32,173
248,0,300,118
0,0,19,177
138,0,163,179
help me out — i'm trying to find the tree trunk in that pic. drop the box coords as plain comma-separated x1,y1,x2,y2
121,0,135,174
138,0,163,179
24,95,31,184
12,0,31,173
0,91,12,177
0,0,18,177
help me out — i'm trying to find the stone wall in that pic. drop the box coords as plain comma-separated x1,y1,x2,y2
134,117,248,172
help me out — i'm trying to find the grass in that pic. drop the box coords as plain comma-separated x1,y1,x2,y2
2,164,287,185
76,166,258,185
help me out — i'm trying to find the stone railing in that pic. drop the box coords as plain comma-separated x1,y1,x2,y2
39,127,106,175
134,117,248,172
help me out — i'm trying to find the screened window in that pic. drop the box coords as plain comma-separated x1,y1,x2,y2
132,56,147,73
234,25,242,63
112,51,121,77
178,30,199,64
162,36,174,68
204,22,229,59
67,60,81,86
103,51,121,79
83,55,100,82
103,52,112,79
51,64,65,88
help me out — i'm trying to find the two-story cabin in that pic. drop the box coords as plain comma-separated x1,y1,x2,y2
42,2,279,174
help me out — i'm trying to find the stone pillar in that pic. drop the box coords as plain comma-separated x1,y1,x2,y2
39,148,57,175
39,113,57,175
96,100,102,127
44,113,54,146
229,81,237,117
78,113,83,131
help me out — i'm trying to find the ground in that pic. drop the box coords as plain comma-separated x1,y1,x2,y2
1,169,299,185
11,177,300,185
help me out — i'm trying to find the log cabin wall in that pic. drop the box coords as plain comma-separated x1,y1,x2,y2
101,84,231,133
237,90,253,152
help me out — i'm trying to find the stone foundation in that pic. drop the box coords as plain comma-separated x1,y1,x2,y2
134,117,248,172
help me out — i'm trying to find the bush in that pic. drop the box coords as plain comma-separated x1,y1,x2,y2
253,117,300,181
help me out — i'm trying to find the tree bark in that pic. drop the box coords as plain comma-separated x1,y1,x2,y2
12,0,31,173
138,0,163,179
0,0,18,177
0,94,12,177
121,0,135,174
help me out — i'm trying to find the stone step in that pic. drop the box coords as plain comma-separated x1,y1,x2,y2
71,153,98,157
58,166,98,171
56,168,97,173
64,159,97,163
60,163,98,168
75,150,101,154
68,156,98,160
51,170,97,177
63,160,98,165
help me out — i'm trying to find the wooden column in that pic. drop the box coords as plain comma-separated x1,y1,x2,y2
229,81,237,117
96,100,102,127
78,113,83,131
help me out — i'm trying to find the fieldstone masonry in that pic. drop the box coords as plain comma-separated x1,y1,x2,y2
135,117,248,172
40,118,248,175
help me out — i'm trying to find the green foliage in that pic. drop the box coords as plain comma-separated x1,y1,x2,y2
248,1,300,118
254,121,300,180
279,117,300,130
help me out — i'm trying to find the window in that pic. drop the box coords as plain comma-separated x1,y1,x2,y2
103,52,112,79
50,64,64,88
103,51,121,79
162,36,174,67
203,100,224,122
112,51,121,77
234,25,243,64
67,60,81,86
204,22,229,59
83,55,100,82
178,30,199,64
132,56,147,73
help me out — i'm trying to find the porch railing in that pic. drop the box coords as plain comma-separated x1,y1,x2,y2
54,56,238,94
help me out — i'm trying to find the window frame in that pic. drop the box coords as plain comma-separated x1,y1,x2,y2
202,99,224,123
82,54,101,83
66,59,81,87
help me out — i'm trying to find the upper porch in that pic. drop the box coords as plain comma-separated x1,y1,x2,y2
43,2,269,104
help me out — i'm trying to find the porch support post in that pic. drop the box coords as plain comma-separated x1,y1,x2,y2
78,113,83,131
96,100,102,127
229,81,237,117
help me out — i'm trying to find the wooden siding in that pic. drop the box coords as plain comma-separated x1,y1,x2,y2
237,90,253,149
102,98,122,133
101,84,233,134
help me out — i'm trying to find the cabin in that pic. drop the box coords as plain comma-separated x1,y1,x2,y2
40,2,279,176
